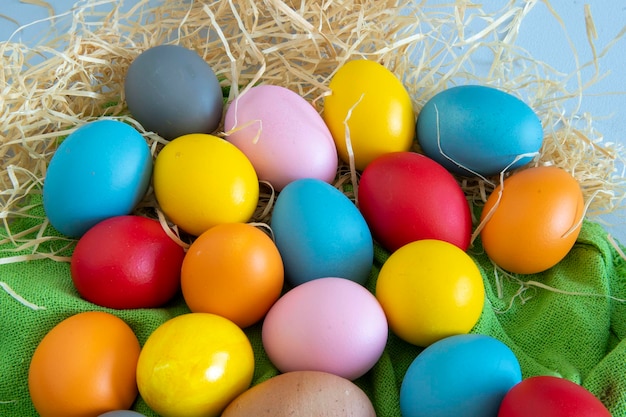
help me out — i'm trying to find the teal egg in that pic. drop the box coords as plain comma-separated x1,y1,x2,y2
400,334,522,417
270,178,373,287
43,120,152,238
416,85,543,177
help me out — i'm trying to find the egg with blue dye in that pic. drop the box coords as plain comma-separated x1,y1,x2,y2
270,178,373,287
416,85,543,177
400,334,522,417
43,120,152,238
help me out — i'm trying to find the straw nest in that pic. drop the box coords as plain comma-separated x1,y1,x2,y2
1,0,624,263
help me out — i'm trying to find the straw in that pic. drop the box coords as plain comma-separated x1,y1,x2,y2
1,0,624,263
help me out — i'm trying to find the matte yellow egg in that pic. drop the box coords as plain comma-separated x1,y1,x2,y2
153,133,259,236
323,59,415,171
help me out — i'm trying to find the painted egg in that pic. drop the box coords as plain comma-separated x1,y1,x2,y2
400,334,522,417
376,239,485,347
224,85,338,191
479,165,584,274
323,59,415,171
270,178,373,286
181,222,284,328
43,120,152,238
222,371,376,417
98,412,147,417
136,313,255,417
152,133,259,236
124,44,223,140
416,85,543,177
71,215,186,309
28,312,140,417
262,277,388,380
498,375,611,417
358,152,472,252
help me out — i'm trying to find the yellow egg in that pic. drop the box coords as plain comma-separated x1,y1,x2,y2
153,133,259,236
480,166,584,274
375,239,485,347
136,313,255,417
323,59,415,171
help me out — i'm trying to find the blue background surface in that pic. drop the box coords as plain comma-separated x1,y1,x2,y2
1,0,624,243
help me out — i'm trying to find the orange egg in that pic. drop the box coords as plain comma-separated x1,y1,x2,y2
479,166,584,274
181,222,284,328
28,311,140,417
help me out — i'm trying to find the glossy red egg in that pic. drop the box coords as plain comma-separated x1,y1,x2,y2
498,376,611,417
358,152,471,252
71,215,186,309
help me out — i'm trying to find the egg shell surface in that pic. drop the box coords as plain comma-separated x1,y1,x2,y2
28,311,141,417
42,120,152,238
375,239,485,347
224,85,338,191
124,44,223,140
221,371,376,417
416,85,543,177
479,165,584,274
323,59,416,171
71,215,186,309
400,334,522,417
152,133,259,236
358,152,472,252
181,222,284,328
270,178,373,286
98,412,147,417
136,313,255,417
497,375,611,417
261,277,388,380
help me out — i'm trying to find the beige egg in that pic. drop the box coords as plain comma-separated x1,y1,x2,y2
221,370,376,417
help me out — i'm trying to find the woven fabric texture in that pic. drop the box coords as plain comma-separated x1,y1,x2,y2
1,199,625,417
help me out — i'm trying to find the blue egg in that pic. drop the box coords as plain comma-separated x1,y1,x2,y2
43,120,152,238
98,411,147,417
400,334,522,417
416,85,543,177
271,178,373,287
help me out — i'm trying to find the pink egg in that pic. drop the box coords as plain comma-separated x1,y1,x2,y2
261,277,388,380
224,85,338,191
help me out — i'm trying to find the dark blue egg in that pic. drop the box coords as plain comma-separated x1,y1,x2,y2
270,178,373,287
43,120,152,238
400,334,522,417
416,85,543,177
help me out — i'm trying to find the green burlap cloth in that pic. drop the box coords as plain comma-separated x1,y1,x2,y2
1,197,625,416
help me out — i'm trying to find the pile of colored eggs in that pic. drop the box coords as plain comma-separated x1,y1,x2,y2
30,44,606,417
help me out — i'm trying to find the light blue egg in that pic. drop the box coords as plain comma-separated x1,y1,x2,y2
416,85,543,177
43,120,152,238
400,334,522,417
271,178,373,287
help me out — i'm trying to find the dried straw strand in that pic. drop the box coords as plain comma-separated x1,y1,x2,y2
1,0,624,264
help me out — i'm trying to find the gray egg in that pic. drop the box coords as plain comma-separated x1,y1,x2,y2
124,44,223,140
98,411,147,417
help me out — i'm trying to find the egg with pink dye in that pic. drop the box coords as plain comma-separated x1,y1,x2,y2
261,277,388,381
224,85,338,191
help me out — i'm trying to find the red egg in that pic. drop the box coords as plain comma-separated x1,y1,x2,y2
358,152,471,252
71,215,186,309
498,376,611,417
